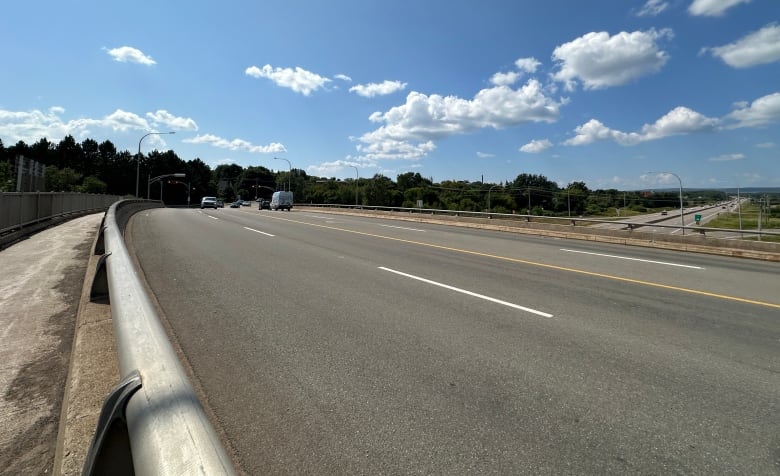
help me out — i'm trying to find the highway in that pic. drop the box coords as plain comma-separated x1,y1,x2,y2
127,207,780,474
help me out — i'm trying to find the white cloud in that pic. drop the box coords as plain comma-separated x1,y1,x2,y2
184,133,287,154
146,110,198,131
724,92,780,128
104,46,156,65
476,152,495,158
552,29,672,90
565,106,718,146
708,153,746,161
519,139,553,153
355,79,564,161
491,58,540,86
0,107,163,143
334,74,352,82
245,64,331,96
702,23,780,68
490,71,521,86
688,0,751,16
636,0,669,16
756,141,776,148
515,57,541,74
349,80,407,98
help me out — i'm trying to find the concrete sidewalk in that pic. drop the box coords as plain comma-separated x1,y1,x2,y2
0,213,117,475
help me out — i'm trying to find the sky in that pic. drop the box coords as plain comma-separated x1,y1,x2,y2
1,0,779,190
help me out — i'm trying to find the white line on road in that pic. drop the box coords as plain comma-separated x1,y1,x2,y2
243,226,274,237
208,215,219,220
376,224,427,232
560,248,703,269
378,267,553,318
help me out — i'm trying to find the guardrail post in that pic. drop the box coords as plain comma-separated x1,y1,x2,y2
90,253,111,302
82,371,142,476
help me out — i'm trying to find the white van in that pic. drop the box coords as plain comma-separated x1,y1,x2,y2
270,191,293,211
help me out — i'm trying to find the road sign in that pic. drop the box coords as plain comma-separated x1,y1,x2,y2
695,214,702,224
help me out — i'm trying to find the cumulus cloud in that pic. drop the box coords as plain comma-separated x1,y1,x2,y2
491,58,540,86
688,0,751,16
349,80,407,98
702,23,780,68
104,46,156,65
146,110,198,131
245,64,331,96
552,29,672,90
184,134,286,154
490,71,521,86
636,0,669,16
519,139,553,153
354,79,564,161
724,92,780,128
0,106,186,144
708,153,746,161
515,57,541,74
565,106,718,146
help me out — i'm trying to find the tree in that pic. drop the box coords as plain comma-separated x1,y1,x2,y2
46,166,82,192
79,176,108,194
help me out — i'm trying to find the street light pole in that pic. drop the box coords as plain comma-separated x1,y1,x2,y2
137,131,175,197
349,165,359,206
274,157,292,192
647,171,685,235
487,184,500,214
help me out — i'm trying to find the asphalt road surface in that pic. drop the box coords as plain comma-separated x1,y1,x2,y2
128,207,780,475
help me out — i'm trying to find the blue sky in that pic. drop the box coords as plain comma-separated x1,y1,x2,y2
1,0,778,189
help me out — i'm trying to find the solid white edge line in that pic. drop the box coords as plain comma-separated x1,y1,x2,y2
560,248,703,269
379,267,553,318
243,226,275,237
377,224,427,232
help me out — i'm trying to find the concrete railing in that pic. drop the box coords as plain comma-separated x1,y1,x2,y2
85,200,235,475
0,192,122,248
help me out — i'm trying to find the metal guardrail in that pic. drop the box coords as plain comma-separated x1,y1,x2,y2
86,200,235,475
304,204,780,239
0,192,122,236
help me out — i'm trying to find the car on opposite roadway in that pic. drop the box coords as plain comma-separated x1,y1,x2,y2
200,196,218,209
230,201,241,208
216,200,224,208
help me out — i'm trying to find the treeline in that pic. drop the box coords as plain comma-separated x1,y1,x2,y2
1,135,730,215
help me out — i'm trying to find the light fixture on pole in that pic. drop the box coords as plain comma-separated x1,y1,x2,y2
274,157,292,192
137,131,176,197
647,171,685,235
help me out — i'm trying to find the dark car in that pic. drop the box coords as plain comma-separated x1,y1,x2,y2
230,201,241,208
259,199,270,209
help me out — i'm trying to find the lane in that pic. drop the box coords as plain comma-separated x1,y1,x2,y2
128,208,780,474
244,208,779,306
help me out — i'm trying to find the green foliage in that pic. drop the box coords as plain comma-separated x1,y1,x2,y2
78,176,108,194
45,166,82,191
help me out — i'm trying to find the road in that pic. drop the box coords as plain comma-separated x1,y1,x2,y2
127,207,780,475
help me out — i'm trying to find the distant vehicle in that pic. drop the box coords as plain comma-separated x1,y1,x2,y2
259,199,270,210
216,200,224,208
270,191,293,211
200,196,218,209
230,201,241,208
660,210,668,215
241,200,250,206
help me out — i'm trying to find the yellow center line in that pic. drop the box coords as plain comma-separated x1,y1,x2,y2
263,213,780,309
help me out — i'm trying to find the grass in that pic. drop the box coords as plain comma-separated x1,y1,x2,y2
705,204,780,230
